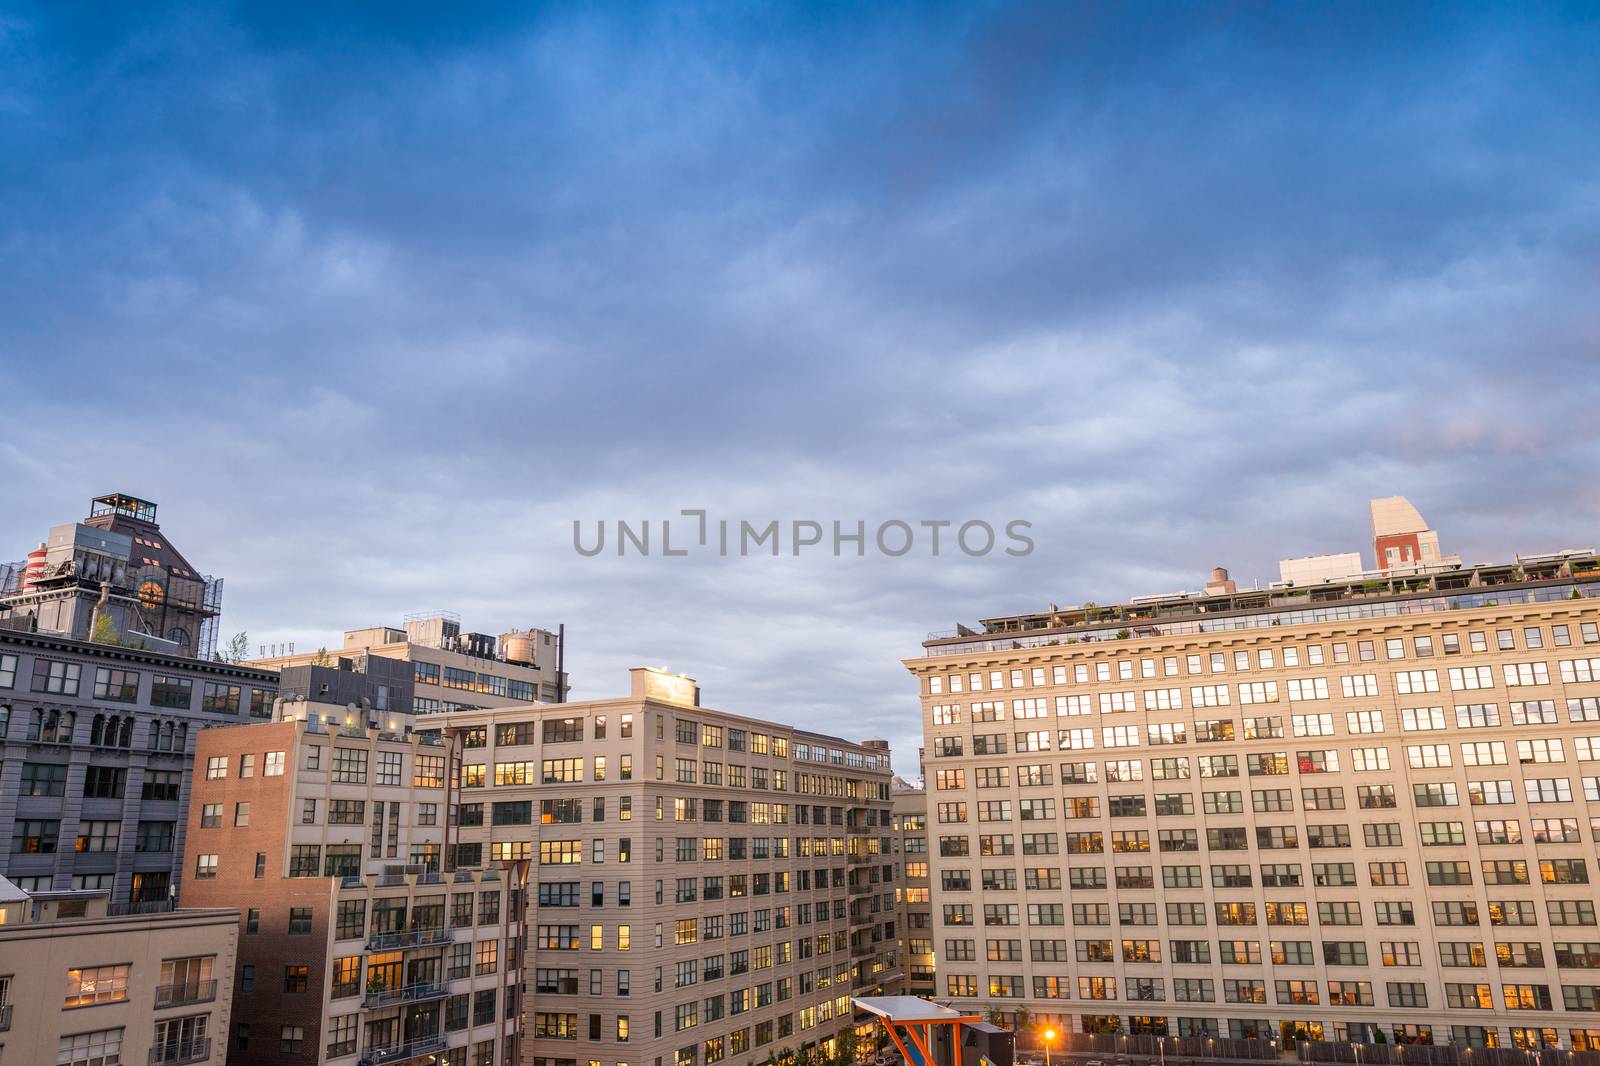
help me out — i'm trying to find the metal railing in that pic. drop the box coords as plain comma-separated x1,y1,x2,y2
0,1003,11,1031
1301,1045,1600,1066
360,1034,448,1066
919,578,1600,657
148,1038,210,1065
1017,1035,1280,1060
363,980,448,1009
107,900,176,916
366,927,452,951
155,980,217,1008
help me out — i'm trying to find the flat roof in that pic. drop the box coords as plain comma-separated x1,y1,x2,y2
918,552,1600,659
852,996,976,1023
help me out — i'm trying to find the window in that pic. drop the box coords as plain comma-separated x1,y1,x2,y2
194,853,218,879
12,818,60,854
332,747,367,783
58,1028,124,1066
32,658,82,695
65,964,130,1006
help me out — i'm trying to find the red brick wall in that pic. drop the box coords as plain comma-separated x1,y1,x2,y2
184,722,331,1066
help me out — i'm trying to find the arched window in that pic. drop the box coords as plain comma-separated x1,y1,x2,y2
91,713,107,746
160,721,175,752
119,716,135,748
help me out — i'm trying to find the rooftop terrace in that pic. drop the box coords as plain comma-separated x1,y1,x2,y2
919,549,1600,659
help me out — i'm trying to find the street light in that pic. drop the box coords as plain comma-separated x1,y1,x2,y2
1354,1043,1363,1066
1044,1029,1057,1066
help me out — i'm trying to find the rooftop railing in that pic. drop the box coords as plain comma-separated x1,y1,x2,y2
920,580,1600,658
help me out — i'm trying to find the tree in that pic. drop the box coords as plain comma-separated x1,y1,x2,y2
839,1028,860,1065
90,612,122,646
1013,1005,1032,1038
314,646,331,667
224,631,250,663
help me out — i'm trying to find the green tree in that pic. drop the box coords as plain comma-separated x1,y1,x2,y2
90,612,122,646
225,630,250,663
314,645,331,667
839,1028,860,1065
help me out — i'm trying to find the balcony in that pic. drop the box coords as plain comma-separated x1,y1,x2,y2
363,981,449,1009
367,927,452,951
360,1034,448,1066
155,980,218,1008
0,1003,10,1031
149,1038,211,1066
107,900,177,916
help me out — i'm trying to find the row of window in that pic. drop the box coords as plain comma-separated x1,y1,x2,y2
946,972,1599,1011
0,654,274,713
943,936,1600,970
935,858,1590,891
931,734,1600,768
413,659,536,702
934,698,1600,743
925,625,1600,695
940,898,1599,928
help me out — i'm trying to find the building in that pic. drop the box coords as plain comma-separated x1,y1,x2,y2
911,521,1600,1049
891,779,934,998
180,698,520,1066
251,612,567,712
1371,496,1459,574
0,874,237,1066
437,667,901,1066
0,627,278,900
1,493,225,659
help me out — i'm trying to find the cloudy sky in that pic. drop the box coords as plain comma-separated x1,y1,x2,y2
3,3,1598,775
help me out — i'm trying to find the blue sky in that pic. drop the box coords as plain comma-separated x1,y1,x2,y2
3,2,1598,774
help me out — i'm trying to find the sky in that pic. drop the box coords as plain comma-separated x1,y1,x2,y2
2,2,1599,776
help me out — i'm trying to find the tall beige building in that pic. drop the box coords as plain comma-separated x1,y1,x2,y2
910,541,1600,1050
891,780,934,997
438,668,900,1066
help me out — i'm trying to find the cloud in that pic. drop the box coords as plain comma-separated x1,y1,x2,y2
2,2,1598,774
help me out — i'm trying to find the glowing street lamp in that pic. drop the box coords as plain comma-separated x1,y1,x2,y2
1043,1029,1057,1066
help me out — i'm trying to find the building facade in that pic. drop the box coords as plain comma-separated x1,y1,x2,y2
891,780,935,997
0,628,277,900
252,613,566,712
180,702,520,1066
0,877,237,1066
1,493,226,659
911,550,1600,1049
437,668,900,1066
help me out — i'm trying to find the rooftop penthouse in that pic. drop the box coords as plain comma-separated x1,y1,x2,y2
922,548,1600,660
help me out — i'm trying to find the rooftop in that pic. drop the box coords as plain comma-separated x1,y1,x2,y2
919,549,1600,659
